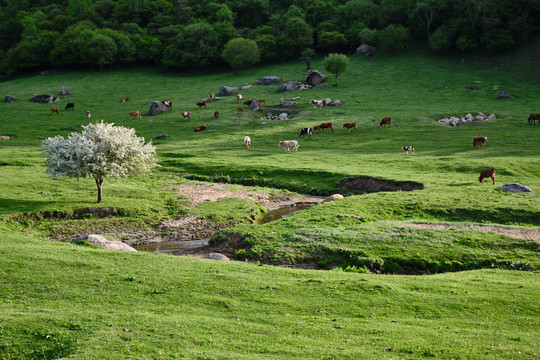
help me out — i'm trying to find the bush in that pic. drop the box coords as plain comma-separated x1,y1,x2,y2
379,24,408,53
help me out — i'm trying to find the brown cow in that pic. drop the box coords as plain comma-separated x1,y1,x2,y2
318,122,334,132
161,101,172,110
196,101,207,109
214,111,220,119
121,97,130,103
86,110,91,119
129,111,141,119
313,125,321,132
209,93,215,102
528,113,540,125
256,99,266,105
194,125,207,132
237,107,244,113
402,146,415,154
181,111,191,120
342,122,357,133
479,168,495,184
237,94,243,103
243,100,255,106
473,136,488,149
51,107,59,115
380,117,392,127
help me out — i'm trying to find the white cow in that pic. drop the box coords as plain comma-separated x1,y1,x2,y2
279,140,299,152
244,136,251,149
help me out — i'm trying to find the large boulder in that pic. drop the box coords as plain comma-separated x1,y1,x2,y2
31,94,60,103
322,194,344,203
306,71,327,86
497,183,534,193
219,86,237,96
59,86,71,96
4,95,16,103
277,81,301,92
327,100,342,106
256,76,282,85
203,253,230,261
356,44,376,56
71,234,137,252
249,101,261,111
148,101,169,116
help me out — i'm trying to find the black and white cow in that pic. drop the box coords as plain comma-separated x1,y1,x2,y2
299,127,313,138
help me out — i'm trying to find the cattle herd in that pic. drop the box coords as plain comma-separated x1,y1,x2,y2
46,91,537,185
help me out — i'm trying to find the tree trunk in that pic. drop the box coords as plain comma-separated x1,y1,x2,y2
95,177,103,203
335,74,339,86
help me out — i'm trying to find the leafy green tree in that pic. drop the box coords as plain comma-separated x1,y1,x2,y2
130,31,162,63
163,23,219,68
66,0,97,22
301,48,315,70
305,0,337,28
284,17,313,57
323,53,349,86
216,3,234,22
49,21,96,66
41,121,158,203
97,28,135,63
317,31,347,53
429,24,455,53
255,33,278,62
222,38,260,75
337,0,379,30
379,24,409,53
82,33,117,70
213,21,238,45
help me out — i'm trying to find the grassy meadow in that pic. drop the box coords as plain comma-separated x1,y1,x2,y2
0,42,539,358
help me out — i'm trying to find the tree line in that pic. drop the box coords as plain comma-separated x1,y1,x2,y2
0,0,538,75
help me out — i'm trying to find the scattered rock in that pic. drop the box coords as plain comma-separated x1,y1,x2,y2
322,194,344,203
203,253,230,261
240,85,252,90
327,100,342,106
356,44,376,56
256,76,282,85
71,234,137,252
219,86,237,96
278,113,288,120
154,134,168,140
298,84,311,91
31,94,60,103
306,70,328,86
147,101,169,116
276,81,302,92
249,101,261,111
260,112,292,121
496,91,510,99
497,183,534,193
4,95,16,103
59,86,71,96
439,112,495,126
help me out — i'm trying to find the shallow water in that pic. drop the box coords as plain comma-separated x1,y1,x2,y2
258,204,313,224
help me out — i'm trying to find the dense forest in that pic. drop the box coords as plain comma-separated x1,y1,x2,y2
0,0,538,75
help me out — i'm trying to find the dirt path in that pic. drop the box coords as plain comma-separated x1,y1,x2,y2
404,223,540,242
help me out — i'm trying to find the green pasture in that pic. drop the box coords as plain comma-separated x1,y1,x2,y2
0,44,539,358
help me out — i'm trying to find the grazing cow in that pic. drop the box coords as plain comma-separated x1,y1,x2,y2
342,122,357,133
214,111,220,119
121,97,130,103
528,113,540,125
243,100,255,106
402,146,415,154
318,122,334,132
313,125,321,132
209,93,216,102
196,101,207,109
237,107,244,113
279,140,299,152
299,127,313,138
310,99,324,110
194,125,207,132
380,117,392,127
479,168,495,185
51,107,59,115
161,101,172,110
473,136,488,149
181,111,191,120
237,94,243,103
129,111,141,119
86,110,91,119
65,103,74,111
256,99,266,105
244,136,251,149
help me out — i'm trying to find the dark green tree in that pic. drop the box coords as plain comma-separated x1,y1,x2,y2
222,38,260,75
301,48,315,70
323,53,349,86
81,33,118,70
379,24,409,53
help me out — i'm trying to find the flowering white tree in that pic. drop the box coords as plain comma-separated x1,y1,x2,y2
41,121,158,203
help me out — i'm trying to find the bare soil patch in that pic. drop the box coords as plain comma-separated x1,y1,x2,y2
405,223,540,242
338,176,424,193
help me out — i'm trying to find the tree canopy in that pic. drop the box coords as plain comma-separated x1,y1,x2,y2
222,38,260,74
324,53,350,86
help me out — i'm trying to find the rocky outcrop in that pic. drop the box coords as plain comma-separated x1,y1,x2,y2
356,44,376,56
219,86,237,96
31,94,60,103
249,101,261,111
276,81,302,92
256,76,282,85
496,91,510,99
439,112,496,126
4,95,16,103
59,86,71,96
147,101,169,116
306,71,327,86
497,183,534,193
71,234,137,252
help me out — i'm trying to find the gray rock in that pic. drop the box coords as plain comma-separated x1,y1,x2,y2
278,113,288,120
59,86,71,96
322,194,344,203
4,95,16,103
240,85,252,90
276,81,301,92
306,70,327,86
71,234,137,252
497,183,534,193
31,94,60,103
219,86,237,96
203,253,230,261
249,101,260,111
256,76,282,85
147,101,169,116
496,91,510,99
356,44,376,56
488,114,496,120
328,100,342,106
154,134,168,140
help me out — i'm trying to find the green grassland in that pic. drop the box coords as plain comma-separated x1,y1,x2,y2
0,43,539,358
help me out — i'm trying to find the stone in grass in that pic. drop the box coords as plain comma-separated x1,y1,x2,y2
203,253,230,261
71,234,137,252
497,183,534,193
